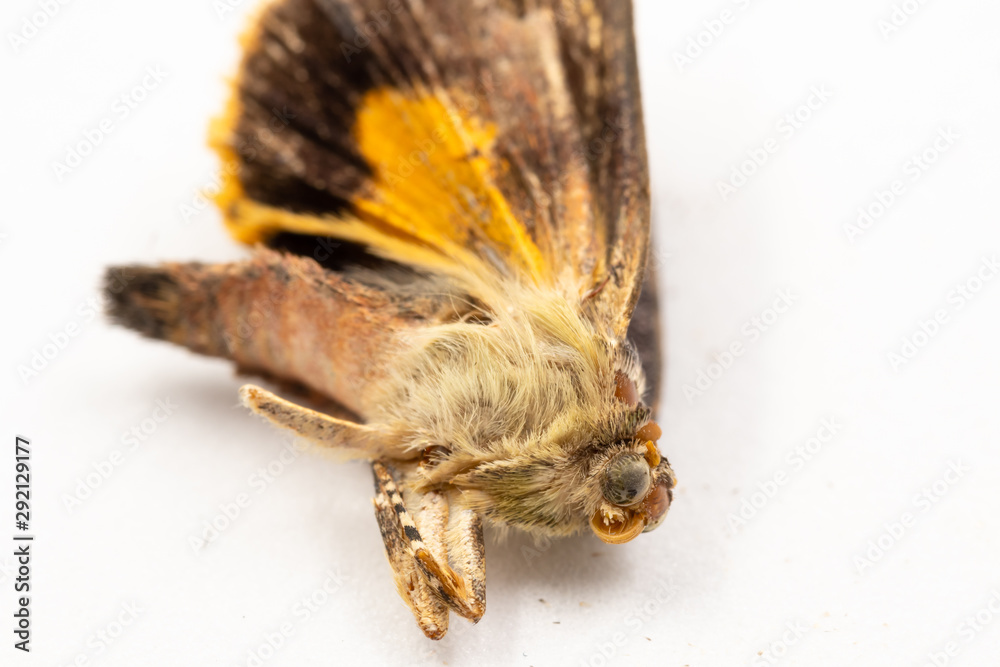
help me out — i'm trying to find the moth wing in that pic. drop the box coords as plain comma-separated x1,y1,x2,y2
212,0,649,335
627,252,662,413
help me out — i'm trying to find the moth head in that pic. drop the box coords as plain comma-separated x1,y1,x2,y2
589,439,674,544
589,373,675,544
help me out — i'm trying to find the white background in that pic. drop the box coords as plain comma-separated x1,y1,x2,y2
3,0,1000,665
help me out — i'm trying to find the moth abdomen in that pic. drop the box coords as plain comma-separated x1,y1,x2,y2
103,248,424,418
104,263,221,354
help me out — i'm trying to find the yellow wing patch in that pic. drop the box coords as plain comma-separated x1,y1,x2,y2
353,88,549,282
212,84,550,286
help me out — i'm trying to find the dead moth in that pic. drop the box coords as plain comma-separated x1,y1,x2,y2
105,0,675,640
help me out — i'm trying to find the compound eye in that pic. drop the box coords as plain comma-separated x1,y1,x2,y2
601,453,651,506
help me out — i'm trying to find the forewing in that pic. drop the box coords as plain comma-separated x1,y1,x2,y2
539,0,651,337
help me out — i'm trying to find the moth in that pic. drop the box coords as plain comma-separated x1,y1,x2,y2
105,0,675,639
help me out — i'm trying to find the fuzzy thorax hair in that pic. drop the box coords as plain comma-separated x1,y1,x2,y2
366,277,650,539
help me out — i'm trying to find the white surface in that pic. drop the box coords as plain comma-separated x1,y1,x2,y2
3,1,1000,665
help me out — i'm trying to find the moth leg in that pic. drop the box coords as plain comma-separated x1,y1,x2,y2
444,499,486,620
372,462,486,627
240,385,400,459
372,464,450,639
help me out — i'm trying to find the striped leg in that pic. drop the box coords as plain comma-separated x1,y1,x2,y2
373,469,450,639
371,461,486,639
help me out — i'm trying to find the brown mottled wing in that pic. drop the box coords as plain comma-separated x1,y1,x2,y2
211,0,650,336
540,0,652,338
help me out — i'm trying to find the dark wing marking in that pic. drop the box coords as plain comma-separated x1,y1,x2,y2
626,256,662,414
